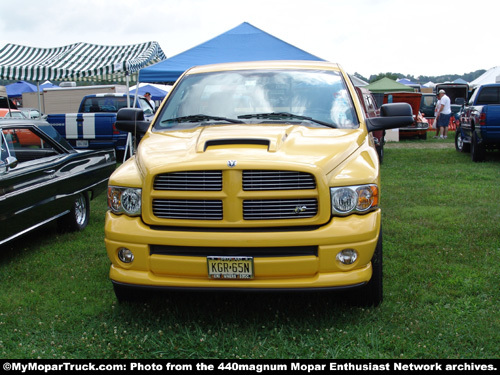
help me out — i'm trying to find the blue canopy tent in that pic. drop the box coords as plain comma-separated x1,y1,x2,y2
139,22,325,84
5,80,37,97
130,84,168,101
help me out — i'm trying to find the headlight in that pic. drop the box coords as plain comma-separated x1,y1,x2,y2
330,184,378,215
108,186,142,216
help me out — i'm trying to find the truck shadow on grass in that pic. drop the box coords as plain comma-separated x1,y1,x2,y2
113,288,364,321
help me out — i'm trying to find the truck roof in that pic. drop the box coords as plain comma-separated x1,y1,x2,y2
184,60,342,75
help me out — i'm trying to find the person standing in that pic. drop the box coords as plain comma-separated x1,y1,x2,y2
435,89,451,139
144,92,155,111
433,94,441,138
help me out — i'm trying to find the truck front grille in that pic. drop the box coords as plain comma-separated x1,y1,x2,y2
151,170,319,222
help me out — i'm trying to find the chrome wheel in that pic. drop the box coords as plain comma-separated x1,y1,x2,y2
74,194,87,227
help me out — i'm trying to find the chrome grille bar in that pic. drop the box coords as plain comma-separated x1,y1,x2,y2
154,171,222,191
243,170,316,190
153,199,223,220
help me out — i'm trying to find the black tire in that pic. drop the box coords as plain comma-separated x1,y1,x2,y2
455,128,470,153
113,282,150,303
113,283,133,303
58,192,90,232
376,144,384,164
471,132,485,162
350,229,383,307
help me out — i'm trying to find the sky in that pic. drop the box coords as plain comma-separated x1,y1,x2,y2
1,0,497,79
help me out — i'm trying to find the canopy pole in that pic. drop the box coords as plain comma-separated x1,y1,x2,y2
123,71,133,162
36,81,42,115
125,71,131,108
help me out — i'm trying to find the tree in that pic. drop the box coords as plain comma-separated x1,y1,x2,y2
369,73,401,83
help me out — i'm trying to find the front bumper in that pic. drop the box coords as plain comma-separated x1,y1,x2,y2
105,210,381,290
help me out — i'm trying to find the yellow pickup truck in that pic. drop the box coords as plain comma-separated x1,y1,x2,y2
105,61,412,306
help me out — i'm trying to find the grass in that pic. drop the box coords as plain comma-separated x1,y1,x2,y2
1,132,499,359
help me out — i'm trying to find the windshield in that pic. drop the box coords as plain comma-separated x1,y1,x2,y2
1,110,25,118
155,69,359,130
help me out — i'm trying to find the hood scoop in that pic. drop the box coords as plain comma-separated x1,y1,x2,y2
199,138,276,152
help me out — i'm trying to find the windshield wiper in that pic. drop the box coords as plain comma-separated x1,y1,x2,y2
162,114,244,124
237,112,336,128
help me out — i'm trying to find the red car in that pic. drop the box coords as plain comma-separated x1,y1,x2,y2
383,92,429,140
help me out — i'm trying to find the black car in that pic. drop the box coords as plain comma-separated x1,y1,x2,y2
1,119,116,245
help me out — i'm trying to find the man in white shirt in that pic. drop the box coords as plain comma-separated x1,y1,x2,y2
435,89,451,139
144,92,155,111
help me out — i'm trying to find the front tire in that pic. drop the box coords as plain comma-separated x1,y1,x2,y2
376,144,384,164
471,132,485,162
350,229,383,307
455,127,470,153
58,192,90,232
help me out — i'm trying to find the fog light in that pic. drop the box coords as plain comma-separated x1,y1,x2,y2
337,249,358,265
118,248,134,263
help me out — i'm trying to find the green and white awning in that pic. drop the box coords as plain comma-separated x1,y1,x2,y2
0,41,166,82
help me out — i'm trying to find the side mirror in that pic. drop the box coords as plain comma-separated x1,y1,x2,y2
115,108,151,135
366,103,414,132
0,156,18,174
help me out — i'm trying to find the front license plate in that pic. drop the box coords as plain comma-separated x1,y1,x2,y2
76,140,89,148
207,256,254,279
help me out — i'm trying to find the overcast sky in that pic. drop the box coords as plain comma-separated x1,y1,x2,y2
1,0,497,79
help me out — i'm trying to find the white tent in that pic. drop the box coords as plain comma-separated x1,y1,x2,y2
469,66,500,88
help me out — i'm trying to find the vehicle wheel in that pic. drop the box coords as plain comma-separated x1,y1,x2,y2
350,229,383,307
455,128,470,153
58,192,90,232
471,132,485,162
377,144,384,164
419,132,427,140
113,282,148,303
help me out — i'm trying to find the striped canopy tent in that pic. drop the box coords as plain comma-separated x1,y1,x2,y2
0,41,166,83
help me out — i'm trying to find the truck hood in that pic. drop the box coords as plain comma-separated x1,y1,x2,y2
135,124,367,176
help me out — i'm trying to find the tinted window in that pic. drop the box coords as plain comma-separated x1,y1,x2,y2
476,87,500,105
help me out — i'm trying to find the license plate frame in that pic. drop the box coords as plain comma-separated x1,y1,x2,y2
207,256,254,280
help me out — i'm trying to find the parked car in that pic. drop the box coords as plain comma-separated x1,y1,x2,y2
384,92,429,139
106,60,413,305
0,85,18,110
0,119,116,246
0,108,26,119
420,93,437,119
355,86,385,163
457,83,500,161
20,107,44,120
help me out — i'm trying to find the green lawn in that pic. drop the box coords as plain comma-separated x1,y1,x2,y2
1,133,499,359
